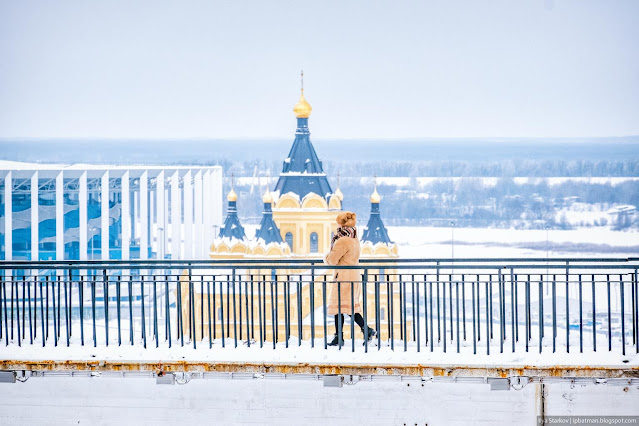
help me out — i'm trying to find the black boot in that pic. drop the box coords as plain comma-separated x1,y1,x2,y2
327,333,344,346
361,327,377,345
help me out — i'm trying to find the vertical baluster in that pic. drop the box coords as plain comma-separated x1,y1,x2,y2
39,278,45,347
154,275,159,348
411,274,416,343
436,264,441,343
212,276,217,342
219,279,225,348
201,276,204,342
238,274,242,342
79,275,84,346
117,276,122,346
166,275,171,348
476,274,481,342
486,277,490,355
45,275,49,340
351,280,355,353
566,263,570,353
462,275,466,342
310,267,315,348
498,270,503,354
511,271,515,353
449,276,453,342
142,275,147,349
56,275,61,341
511,270,518,345
337,281,342,350
271,274,277,349
64,273,70,347
552,274,557,353
471,274,476,354
177,275,183,346
402,275,407,352
442,275,446,353
226,275,230,338
399,275,404,342
91,275,96,347
27,276,33,344
52,277,57,347
455,280,460,353
539,276,543,354
67,270,73,339
524,274,530,352
322,275,328,349
285,275,290,348
273,272,277,348
189,276,194,349
579,274,583,353
592,274,596,352
208,278,213,348
607,274,611,351
376,274,381,351
363,270,369,353
631,270,636,348
423,275,428,347
429,280,434,352
297,276,302,346
620,274,625,356
232,270,238,348
389,274,394,351
245,280,251,347
129,275,134,346
257,275,263,348
489,274,494,339
0,276,3,342
415,274,420,352
250,276,255,343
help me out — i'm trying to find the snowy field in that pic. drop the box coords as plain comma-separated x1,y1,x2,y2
387,225,639,258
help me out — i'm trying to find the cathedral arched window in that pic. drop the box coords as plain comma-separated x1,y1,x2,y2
285,232,293,249
310,232,318,253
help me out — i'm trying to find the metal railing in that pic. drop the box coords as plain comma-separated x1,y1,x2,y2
0,258,637,356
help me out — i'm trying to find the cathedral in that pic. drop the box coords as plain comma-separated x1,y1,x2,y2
209,79,398,259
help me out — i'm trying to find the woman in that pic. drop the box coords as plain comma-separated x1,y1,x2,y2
324,211,377,346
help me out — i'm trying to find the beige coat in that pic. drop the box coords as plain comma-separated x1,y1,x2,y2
324,236,362,315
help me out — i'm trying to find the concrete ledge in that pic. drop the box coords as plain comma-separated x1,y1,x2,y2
1,359,638,379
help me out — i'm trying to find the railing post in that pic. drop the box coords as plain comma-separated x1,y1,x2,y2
363,269,368,353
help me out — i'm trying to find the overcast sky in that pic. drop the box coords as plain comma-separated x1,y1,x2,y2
0,0,637,140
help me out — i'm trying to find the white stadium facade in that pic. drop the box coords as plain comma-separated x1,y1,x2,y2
0,161,223,261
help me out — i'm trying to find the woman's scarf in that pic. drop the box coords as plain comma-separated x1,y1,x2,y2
331,226,357,249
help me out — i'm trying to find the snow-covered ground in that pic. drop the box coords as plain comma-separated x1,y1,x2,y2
388,225,639,258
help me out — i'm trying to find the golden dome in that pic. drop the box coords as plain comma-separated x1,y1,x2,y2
370,187,381,203
227,188,238,202
334,187,343,201
262,189,273,203
293,89,312,118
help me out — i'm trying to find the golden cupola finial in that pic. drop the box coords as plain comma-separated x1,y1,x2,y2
293,70,312,118
227,174,238,202
370,176,381,203
262,188,273,204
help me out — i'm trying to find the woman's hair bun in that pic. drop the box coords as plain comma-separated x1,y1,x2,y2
336,211,357,227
